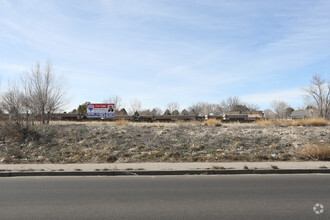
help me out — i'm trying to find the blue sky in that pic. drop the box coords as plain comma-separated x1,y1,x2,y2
1,0,330,112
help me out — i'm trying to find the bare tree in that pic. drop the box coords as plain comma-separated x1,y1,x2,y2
139,109,153,115
208,104,222,115
220,96,241,112
188,102,203,116
200,102,221,115
21,77,35,124
151,107,163,116
263,109,276,119
302,75,330,119
0,82,24,124
246,103,260,111
189,102,222,116
23,61,67,124
129,98,142,115
104,95,122,111
166,102,180,113
220,96,258,112
271,100,288,119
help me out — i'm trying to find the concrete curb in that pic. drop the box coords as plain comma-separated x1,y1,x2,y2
0,169,329,177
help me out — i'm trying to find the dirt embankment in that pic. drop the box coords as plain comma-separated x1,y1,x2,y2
0,123,329,163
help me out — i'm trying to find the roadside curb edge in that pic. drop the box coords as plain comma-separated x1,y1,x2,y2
0,169,329,177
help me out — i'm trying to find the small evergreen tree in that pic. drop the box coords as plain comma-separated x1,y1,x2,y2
285,107,294,118
163,109,171,115
78,102,90,115
181,109,189,115
133,111,140,117
119,108,128,116
172,110,180,115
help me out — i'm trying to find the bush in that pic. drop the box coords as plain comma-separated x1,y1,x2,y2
0,122,41,142
204,119,222,127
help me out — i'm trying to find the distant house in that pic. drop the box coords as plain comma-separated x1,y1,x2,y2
290,109,313,119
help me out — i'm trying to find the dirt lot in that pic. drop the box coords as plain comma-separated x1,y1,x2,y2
0,122,329,163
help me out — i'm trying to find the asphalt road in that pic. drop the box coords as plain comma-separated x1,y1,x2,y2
0,175,329,219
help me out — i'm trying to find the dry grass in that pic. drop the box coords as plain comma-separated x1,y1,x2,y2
2,119,328,163
299,144,330,160
131,121,202,127
49,120,257,127
256,118,329,127
256,120,274,126
50,121,88,125
114,119,130,126
224,122,257,127
51,120,203,127
204,119,222,127
290,118,329,126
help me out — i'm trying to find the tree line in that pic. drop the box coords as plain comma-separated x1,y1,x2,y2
78,75,329,120
1,61,329,124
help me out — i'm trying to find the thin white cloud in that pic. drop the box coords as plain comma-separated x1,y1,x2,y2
241,88,305,109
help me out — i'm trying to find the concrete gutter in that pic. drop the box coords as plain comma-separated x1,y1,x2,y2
0,162,329,177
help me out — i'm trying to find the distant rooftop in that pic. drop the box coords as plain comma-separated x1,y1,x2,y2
290,109,313,119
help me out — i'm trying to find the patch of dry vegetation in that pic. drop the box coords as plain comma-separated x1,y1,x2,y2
204,119,222,127
114,119,130,126
290,118,329,126
0,121,329,163
299,144,330,160
256,118,329,127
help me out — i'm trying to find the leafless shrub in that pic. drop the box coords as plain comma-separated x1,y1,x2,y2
0,121,41,142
